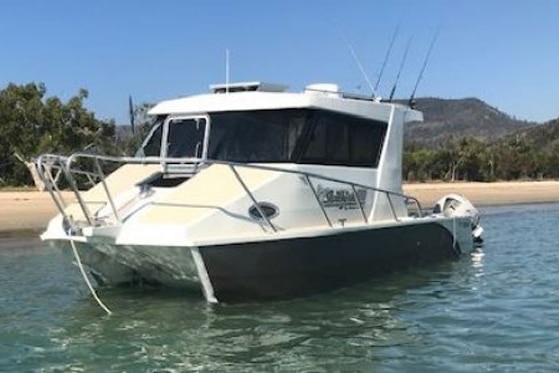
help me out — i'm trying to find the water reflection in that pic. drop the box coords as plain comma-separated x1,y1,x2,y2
471,249,485,279
26,258,465,371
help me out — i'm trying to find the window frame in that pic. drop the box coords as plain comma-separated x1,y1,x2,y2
161,114,211,160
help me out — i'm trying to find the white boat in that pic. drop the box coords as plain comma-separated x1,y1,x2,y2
38,82,483,303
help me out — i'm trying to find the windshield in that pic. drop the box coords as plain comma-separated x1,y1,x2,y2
135,117,164,157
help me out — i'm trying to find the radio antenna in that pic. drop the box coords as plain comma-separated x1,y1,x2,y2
225,48,230,94
409,28,440,107
128,95,135,135
340,30,376,96
388,36,412,102
374,24,400,94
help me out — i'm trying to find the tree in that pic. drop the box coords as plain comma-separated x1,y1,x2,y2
0,82,116,186
110,101,157,157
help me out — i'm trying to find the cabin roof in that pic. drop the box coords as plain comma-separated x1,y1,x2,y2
148,83,423,123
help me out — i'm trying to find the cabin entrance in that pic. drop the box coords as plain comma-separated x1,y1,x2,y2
163,116,209,159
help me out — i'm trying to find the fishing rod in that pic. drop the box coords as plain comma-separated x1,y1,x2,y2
388,36,412,102
336,21,376,96
341,31,376,96
374,24,400,94
408,27,440,108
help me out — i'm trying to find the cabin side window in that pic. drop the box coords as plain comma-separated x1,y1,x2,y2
208,110,307,162
207,109,387,167
299,111,386,167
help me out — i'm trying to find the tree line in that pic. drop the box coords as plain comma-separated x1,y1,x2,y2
404,134,559,182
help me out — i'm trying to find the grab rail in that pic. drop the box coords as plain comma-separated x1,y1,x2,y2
36,153,423,234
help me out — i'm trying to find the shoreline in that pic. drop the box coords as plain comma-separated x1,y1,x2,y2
1,181,559,233
404,180,559,209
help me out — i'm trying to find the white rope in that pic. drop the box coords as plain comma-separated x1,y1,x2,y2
70,239,113,315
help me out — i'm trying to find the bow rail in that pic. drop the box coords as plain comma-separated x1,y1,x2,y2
37,153,423,234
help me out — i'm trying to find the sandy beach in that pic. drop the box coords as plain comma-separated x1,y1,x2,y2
1,181,559,233
404,180,559,209
0,191,72,233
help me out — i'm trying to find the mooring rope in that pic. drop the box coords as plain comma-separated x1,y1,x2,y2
69,239,113,315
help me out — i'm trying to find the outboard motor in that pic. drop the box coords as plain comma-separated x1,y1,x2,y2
433,194,484,245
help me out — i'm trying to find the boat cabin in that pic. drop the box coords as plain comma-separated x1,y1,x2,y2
138,82,420,172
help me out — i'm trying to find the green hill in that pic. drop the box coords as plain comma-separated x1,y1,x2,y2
404,97,539,147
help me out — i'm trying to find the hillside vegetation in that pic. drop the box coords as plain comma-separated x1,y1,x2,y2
404,98,558,182
405,97,538,147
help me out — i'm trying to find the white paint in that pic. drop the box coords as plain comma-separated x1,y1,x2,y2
190,247,218,303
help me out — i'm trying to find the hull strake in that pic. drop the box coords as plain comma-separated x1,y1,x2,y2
55,220,463,302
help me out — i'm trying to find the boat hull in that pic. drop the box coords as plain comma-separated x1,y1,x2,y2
53,219,467,302
200,221,461,301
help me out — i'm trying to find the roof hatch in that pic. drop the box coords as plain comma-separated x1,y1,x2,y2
210,82,288,94
304,83,342,98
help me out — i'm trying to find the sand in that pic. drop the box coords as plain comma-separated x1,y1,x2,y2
404,180,559,209
0,191,73,233
1,181,559,233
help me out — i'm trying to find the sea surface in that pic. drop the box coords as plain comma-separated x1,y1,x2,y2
1,203,559,372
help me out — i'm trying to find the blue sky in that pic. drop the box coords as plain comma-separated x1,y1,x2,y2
1,0,558,124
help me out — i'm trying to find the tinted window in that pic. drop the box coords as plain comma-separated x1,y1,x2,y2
299,111,386,166
208,109,387,167
167,118,206,158
208,110,307,162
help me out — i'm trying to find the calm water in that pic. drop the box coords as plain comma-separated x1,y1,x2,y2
1,203,559,372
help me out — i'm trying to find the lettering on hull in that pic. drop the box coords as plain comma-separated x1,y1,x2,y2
316,184,367,210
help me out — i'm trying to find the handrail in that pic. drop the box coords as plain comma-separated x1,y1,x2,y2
351,184,368,223
228,164,277,233
67,152,423,207
305,174,333,227
37,155,68,217
93,157,120,223
36,152,424,233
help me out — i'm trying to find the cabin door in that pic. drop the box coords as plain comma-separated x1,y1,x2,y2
162,115,210,159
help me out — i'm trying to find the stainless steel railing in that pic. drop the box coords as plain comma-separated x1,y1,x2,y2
37,153,423,234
